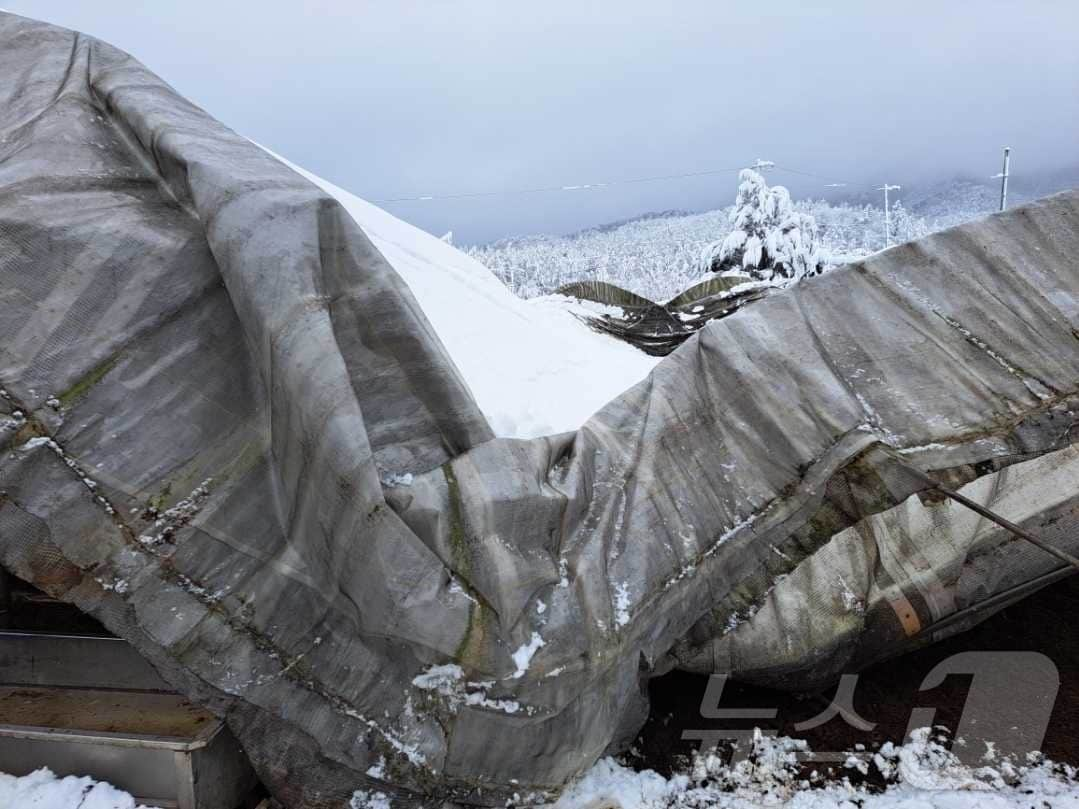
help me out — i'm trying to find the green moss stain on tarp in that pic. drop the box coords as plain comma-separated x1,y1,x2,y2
443,462,488,667
59,353,122,408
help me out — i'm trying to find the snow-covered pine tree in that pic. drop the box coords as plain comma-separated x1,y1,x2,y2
889,200,928,246
699,168,825,282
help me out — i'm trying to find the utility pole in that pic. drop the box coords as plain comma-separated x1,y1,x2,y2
877,184,901,247
751,159,775,172
993,147,1011,211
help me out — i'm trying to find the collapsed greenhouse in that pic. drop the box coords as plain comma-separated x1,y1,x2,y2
3,11,1079,808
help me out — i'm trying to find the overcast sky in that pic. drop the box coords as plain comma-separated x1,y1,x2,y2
11,2,1079,243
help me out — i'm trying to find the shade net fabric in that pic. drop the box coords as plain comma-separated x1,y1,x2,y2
3,12,1079,808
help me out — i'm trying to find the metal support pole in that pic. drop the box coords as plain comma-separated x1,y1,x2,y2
884,185,890,245
898,461,1079,573
877,184,901,247
999,146,1011,211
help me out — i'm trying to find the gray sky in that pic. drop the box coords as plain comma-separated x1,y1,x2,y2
12,1,1079,244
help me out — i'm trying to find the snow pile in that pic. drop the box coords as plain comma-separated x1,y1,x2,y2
551,729,1079,809
265,149,659,440
0,768,156,809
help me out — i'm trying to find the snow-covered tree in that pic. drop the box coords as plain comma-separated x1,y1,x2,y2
889,201,929,245
699,168,825,282
465,192,940,302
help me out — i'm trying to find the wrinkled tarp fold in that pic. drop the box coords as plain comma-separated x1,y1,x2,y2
3,12,1079,808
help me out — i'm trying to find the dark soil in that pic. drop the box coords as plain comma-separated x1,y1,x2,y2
633,574,1079,776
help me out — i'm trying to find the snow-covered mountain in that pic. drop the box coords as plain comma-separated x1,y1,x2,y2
466,199,918,302
466,169,1078,302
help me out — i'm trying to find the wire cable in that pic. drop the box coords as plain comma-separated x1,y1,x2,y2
374,162,887,205
374,165,756,204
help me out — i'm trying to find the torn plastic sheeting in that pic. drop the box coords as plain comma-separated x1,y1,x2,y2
3,11,1079,809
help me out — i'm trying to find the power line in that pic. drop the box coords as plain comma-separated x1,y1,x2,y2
370,150,1021,208
772,164,876,191
371,157,929,207
373,165,751,204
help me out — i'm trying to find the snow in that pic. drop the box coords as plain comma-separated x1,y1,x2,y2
742,235,763,269
350,789,392,809
19,435,55,451
8,729,1079,809
411,663,465,691
136,479,212,546
510,632,546,678
701,169,824,283
0,768,157,809
366,757,386,779
549,729,1079,809
411,662,523,714
263,147,659,440
613,582,632,628
463,177,1020,305
258,152,1028,442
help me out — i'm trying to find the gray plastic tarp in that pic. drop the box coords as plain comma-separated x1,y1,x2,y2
3,11,1079,808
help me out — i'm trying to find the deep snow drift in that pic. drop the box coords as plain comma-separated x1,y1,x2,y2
267,149,660,440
